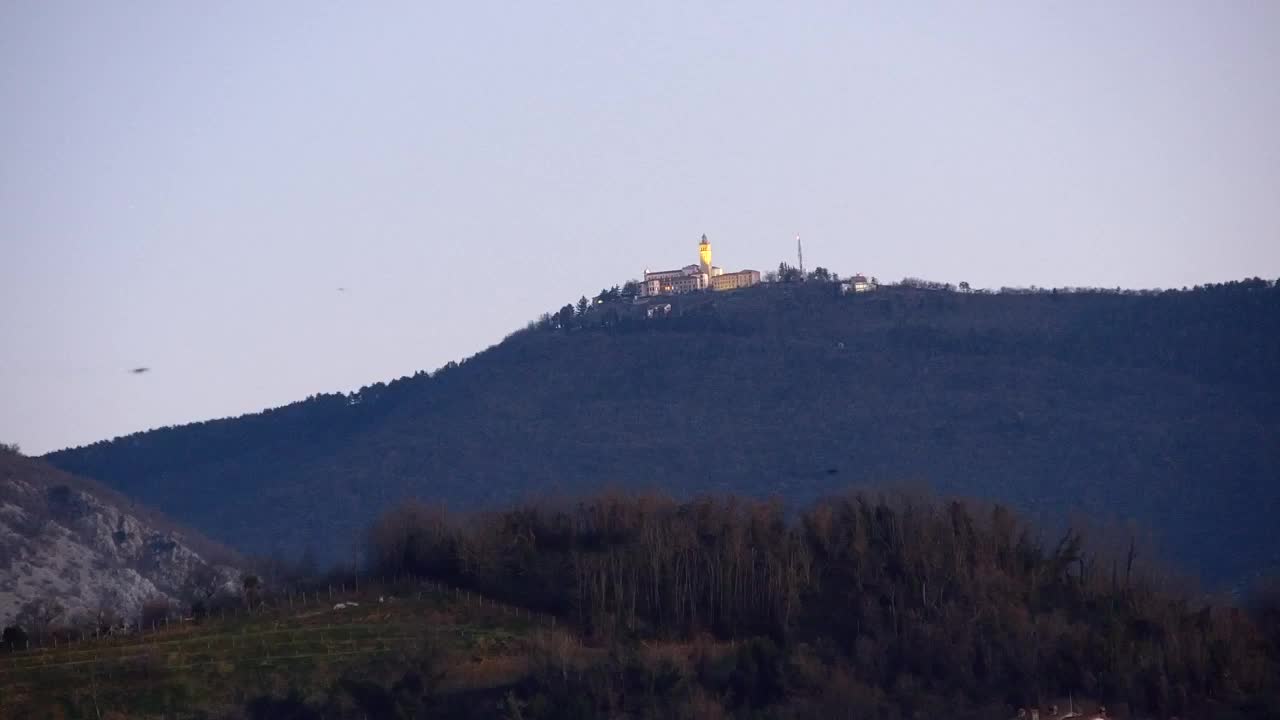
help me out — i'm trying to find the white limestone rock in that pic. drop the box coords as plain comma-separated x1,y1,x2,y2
0,456,239,629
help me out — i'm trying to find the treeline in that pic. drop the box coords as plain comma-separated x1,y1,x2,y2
538,271,1277,328
367,492,1280,718
892,275,1278,296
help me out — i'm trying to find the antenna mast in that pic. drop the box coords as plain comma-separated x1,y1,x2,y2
796,234,805,278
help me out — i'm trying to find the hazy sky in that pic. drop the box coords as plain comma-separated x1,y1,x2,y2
2,2,1278,454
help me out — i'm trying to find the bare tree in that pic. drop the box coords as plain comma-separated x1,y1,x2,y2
16,598,64,638
242,574,262,609
183,563,227,616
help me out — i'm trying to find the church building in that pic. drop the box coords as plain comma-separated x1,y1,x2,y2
639,235,760,297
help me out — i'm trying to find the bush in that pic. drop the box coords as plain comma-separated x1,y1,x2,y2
15,598,64,638
1,625,29,651
140,598,174,630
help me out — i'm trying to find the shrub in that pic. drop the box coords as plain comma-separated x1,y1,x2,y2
1,625,29,650
139,597,174,630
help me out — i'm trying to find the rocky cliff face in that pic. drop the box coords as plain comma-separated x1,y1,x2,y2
0,450,237,628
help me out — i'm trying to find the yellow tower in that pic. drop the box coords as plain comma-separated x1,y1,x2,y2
699,233,713,277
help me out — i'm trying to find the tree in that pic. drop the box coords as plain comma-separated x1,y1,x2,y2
959,281,971,293
776,263,802,283
0,442,19,456
601,307,620,329
87,590,124,635
576,296,590,317
140,598,173,630
242,575,262,609
621,280,641,299
1,625,28,651
91,606,122,636
184,564,227,616
15,598,63,637
556,304,575,330
809,267,832,282
367,500,455,577
593,285,622,304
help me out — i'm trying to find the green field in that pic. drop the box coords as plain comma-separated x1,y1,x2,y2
0,583,558,719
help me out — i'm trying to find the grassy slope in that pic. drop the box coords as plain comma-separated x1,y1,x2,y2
45,283,1280,587
0,581,559,719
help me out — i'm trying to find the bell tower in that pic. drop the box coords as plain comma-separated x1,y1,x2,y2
698,234,713,277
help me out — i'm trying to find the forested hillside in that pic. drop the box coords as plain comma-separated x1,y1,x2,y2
8,492,1280,718
45,279,1280,588
357,491,1280,719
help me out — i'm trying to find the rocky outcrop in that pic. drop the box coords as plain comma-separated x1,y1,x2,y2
0,451,238,628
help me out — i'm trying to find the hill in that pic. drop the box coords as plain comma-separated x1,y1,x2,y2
4,492,1279,719
44,279,1280,588
0,448,239,627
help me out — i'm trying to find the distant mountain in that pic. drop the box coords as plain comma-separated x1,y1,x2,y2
45,279,1280,588
0,448,238,627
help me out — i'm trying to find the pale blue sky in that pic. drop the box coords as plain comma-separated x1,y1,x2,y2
2,1,1278,454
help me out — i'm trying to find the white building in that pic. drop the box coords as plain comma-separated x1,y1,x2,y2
640,235,759,297
840,274,877,294
641,265,708,296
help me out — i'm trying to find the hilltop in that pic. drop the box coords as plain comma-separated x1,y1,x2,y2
44,279,1280,587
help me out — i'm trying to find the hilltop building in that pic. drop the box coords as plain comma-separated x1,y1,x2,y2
640,235,761,297
840,274,877,294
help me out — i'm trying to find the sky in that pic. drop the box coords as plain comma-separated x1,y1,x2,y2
2,1,1278,455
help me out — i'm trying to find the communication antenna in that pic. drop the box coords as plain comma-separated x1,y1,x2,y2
796,234,805,278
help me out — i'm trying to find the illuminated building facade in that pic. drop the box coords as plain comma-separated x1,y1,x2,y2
640,234,759,297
